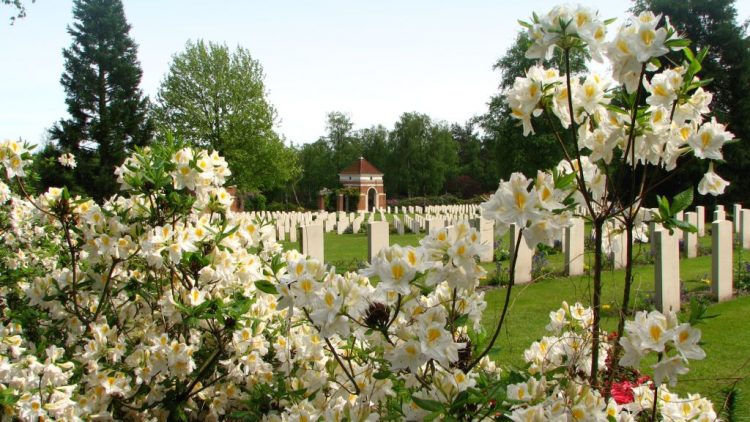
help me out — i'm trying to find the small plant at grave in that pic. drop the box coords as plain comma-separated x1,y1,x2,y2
682,274,713,302
531,249,550,280
735,258,750,293
632,242,655,266
697,243,712,257
486,264,509,287
537,242,560,256
495,247,510,261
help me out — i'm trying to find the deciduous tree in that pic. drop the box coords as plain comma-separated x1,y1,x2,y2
155,40,297,193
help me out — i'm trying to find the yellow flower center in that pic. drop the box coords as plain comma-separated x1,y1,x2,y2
653,84,668,98
427,327,442,344
617,39,631,54
300,279,313,294
407,250,417,266
585,84,596,99
514,191,527,210
576,12,589,28
649,324,662,342
641,29,655,46
391,263,404,280
529,84,539,97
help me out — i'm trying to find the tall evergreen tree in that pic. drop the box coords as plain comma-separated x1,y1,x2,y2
47,0,152,200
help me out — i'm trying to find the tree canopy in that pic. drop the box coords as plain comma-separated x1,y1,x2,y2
155,40,298,193
479,32,589,183
633,0,750,204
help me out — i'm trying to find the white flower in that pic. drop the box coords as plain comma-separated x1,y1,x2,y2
672,323,705,361
697,163,729,196
653,355,689,386
689,117,734,160
187,287,206,306
58,153,77,168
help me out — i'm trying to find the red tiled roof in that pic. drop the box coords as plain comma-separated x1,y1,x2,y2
339,157,383,175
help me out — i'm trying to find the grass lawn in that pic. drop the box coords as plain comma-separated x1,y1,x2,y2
281,227,750,419
480,255,750,419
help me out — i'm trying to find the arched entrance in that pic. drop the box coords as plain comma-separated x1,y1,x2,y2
337,157,386,211
367,188,377,211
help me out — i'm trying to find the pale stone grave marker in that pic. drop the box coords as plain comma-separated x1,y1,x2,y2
510,224,533,284
712,220,733,302
683,212,698,258
734,204,742,233
367,221,389,263
299,224,324,262
478,217,494,263
740,209,750,250
564,218,585,276
654,230,680,313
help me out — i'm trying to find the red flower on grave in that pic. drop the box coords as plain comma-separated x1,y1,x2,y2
611,380,635,404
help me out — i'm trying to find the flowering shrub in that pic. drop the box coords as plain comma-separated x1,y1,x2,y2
0,3,735,420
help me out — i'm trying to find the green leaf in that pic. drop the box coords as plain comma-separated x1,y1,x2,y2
373,370,391,380
672,219,698,233
665,38,691,49
657,195,671,219
453,314,469,327
518,19,532,29
554,171,576,190
411,395,444,412
683,47,696,62
671,188,694,214
255,280,278,295
449,391,470,412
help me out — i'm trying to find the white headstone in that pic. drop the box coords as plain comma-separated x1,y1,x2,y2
674,211,684,239
655,230,680,313
740,209,750,250
426,218,445,235
683,212,698,258
714,206,725,221
336,219,347,235
367,221,389,263
299,224,324,262
510,224,533,284
712,220,733,302
695,206,705,237
565,218,585,276
613,232,627,270
478,217,494,263
352,217,363,234
733,204,742,233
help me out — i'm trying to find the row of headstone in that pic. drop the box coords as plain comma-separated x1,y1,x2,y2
501,204,739,309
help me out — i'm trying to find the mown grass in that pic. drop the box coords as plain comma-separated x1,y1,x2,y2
480,253,750,419
281,226,750,419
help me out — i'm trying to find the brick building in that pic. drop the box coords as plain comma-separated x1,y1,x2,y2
336,157,386,212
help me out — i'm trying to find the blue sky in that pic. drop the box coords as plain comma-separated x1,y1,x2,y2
2,1,748,147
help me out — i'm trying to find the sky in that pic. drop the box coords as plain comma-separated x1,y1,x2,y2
1,0,749,148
